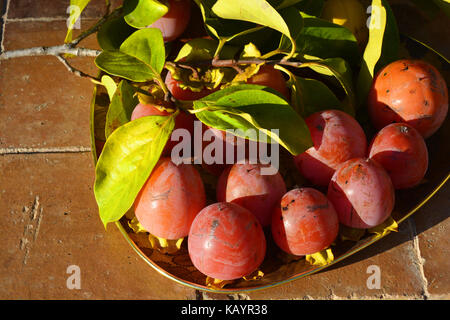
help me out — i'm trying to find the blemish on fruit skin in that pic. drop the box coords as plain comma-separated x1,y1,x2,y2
398,125,409,134
282,206,289,211
306,203,329,212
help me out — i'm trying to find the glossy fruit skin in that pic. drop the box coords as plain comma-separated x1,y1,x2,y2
321,0,369,47
149,0,191,42
327,158,395,229
188,202,266,280
134,158,206,239
294,109,367,187
368,59,448,139
165,71,216,101
368,123,428,189
131,103,195,156
247,65,290,100
271,188,339,256
216,163,286,227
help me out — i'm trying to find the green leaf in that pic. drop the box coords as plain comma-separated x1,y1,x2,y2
94,114,175,228
194,89,312,155
120,28,166,75
211,0,296,57
276,65,341,117
95,28,165,82
200,83,288,102
356,0,399,106
105,80,139,138
295,13,361,66
123,0,169,28
294,77,341,117
97,16,137,50
299,58,355,115
95,51,155,82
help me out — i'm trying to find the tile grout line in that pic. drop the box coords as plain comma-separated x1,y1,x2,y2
0,0,10,53
0,146,91,155
408,218,430,299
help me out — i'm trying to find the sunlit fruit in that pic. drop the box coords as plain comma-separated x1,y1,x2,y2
188,202,266,280
271,188,339,256
216,163,286,227
134,157,206,239
368,59,448,139
294,109,367,187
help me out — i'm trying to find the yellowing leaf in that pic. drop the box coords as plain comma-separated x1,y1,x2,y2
206,277,235,290
368,216,398,237
128,216,147,233
101,75,118,101
241,43,262,58
305,248,334,266
65,0,91,43
148,234,184,254
356,0,399,106
243,269,264,281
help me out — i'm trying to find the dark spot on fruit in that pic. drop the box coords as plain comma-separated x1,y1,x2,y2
211,219,219,230
424,100,429,106
386,89,390,93
282,206,289,211
409,89,416,94
398,125,409,134
401,63,409,71
383,72,388,76
345,180,348,184
307,203,329,212
315,124,324,131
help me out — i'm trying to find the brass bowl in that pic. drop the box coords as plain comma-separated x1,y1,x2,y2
89,30,449,293
90,82,449,293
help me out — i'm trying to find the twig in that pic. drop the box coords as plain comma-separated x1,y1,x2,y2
0,45,100,60
56,54,99,80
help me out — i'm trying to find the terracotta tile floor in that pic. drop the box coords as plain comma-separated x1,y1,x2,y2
0,0,448,300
